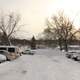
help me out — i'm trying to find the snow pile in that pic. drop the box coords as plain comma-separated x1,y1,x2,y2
0,48,80,80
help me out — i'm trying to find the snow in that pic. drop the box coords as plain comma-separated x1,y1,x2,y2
69,45,80,48
0,48,80,80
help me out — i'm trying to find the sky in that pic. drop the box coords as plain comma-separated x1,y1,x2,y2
0,0,80,39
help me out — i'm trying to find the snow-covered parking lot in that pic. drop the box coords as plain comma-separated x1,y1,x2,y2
0,48,80,80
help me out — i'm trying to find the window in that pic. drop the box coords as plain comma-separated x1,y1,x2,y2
0,47,7,50
8,48,15,52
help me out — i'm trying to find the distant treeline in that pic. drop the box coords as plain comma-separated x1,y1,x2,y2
9,38,80,46
11,38,31,46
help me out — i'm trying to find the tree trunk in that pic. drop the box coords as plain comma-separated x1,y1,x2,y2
1,32,11,45
64,39,68,52
58,38,63,50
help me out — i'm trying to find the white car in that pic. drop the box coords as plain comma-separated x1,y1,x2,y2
0,50,10,61
0,52,7,63
22,49,35,55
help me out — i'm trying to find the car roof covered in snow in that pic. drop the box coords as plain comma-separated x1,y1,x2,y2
0,46,18,48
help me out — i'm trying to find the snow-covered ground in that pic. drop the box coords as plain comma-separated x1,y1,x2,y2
0,48,80,80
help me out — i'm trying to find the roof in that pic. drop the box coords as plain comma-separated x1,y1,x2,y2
0,46,18,48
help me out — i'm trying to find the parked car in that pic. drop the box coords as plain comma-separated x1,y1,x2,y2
66,53,73,58
0,50,8,63
71,52,80,61
22,49,35,55
66,51,80,61
0,50,13,60
0,54,6,63
0,46,20,60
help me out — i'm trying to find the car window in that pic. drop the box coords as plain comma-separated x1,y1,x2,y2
0,47,7,50
8,48,15,52
26,50,30,51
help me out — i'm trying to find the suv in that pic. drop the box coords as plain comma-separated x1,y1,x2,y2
0,46,20,60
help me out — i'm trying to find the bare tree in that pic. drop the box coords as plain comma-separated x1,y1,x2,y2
0,13,21,45
44,11,78,51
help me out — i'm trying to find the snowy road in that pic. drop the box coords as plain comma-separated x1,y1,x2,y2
0,48,80,80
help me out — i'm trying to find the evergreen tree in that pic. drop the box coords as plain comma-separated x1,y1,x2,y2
31,36,36,49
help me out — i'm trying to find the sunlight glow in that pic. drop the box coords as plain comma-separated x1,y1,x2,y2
0,0,80,38
47,0,80,29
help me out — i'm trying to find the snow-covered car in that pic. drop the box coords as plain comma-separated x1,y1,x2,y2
0,50,8,63
0,50,9,54
71,52,80,61
66,53,73,58
22,49,35,55
66,51,80,61
0,50,14,61
0,54,6,63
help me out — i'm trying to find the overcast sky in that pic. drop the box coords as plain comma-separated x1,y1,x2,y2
0,0,80,39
